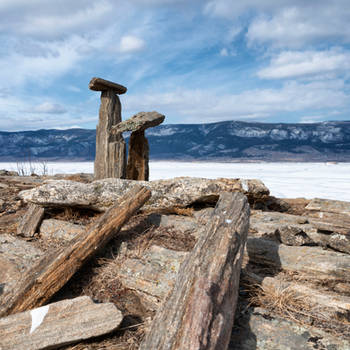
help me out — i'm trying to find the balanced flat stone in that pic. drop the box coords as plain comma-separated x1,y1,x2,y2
89,77,127,94
20,177,269,212
112,111,165,133
0,296,123,350
112,111,165,181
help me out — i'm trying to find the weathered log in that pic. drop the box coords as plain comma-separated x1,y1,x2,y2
17,204,45,238
126,130,149,180
89,77,127,94
0,185,151,317
139,192,250,350
112,111,165,133
94,89,126,180
0,296,123,350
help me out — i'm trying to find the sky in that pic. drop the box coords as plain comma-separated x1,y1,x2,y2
0,0,350,131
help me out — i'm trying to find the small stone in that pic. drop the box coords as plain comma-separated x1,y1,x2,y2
277,225,313,246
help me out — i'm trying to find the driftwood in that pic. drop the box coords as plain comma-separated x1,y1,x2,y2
0,185,151,317
139,192,250,350
17,204,45,238
0,296,123,350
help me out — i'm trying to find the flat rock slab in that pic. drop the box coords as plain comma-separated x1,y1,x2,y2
39,219,85,241
89,77,127,94
112,111,165,133
20,177,269,212
230,307,350,350
306,198,350,215
250,210,350,253
118,245,188,311
0,235,43,300
246,238,350,281
0,296,123,350
305,198,350,227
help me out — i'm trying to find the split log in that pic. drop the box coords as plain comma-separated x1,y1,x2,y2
94,89,126,179
17,204,45,238
139,192,250,350
0,296,123,350
0,185,151,317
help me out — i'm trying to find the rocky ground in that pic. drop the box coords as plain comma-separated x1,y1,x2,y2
0,171,349,349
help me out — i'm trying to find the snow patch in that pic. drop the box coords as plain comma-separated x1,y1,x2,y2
30,305,49,334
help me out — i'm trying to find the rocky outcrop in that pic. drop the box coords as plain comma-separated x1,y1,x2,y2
39,219,85,241
250,210,350,253
230,307,350,350
117,245,188,311
19,177,269,211
0,235,43,302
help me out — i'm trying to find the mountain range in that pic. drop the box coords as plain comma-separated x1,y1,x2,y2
1,120,350,162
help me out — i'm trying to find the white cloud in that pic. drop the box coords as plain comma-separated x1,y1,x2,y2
220,48,228,56
258,49,350,80
120,35,146,53
246,4,350,48
30,102,67,114
123,80,349,124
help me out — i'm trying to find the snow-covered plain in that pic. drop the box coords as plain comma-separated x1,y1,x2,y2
0,161,349,202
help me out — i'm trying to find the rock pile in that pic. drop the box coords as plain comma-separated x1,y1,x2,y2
0,172,349,349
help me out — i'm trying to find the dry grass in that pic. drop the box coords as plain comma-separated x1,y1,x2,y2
245,279,350,338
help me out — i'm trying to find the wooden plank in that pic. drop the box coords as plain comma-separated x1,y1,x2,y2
139,192,250,350
0,185,151,317
0,296,123,350
17,204,45,238
89,77,127,94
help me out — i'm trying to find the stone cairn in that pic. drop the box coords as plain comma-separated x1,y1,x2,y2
89,77,165,181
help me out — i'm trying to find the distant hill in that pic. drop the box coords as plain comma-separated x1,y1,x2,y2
1,120,350,162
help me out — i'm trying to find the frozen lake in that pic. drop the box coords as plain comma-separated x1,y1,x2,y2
1,161,349,202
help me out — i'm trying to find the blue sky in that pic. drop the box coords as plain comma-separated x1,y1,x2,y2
0,0,350,131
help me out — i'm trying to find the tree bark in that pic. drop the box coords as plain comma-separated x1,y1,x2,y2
94,90,126,179
139,192,250,350
0,185,151,317
126,130,149,181
17,204,45,238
